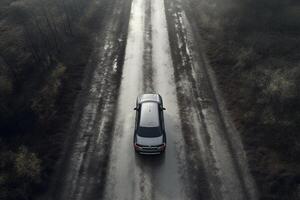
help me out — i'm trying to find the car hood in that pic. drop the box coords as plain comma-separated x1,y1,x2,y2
136,135,163,146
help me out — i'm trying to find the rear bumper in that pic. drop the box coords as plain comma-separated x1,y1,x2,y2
138,151,162,155
134,144,165,155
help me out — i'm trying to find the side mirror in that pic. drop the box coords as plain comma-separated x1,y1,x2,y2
162,107,166,110
134,107,138,111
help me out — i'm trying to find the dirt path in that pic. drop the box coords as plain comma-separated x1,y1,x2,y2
42,0,131,199
43,0,258,199
165,0,258,199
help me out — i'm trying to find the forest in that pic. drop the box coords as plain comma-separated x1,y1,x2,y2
1,0,300,199
190,0,300,199
0,0,108,199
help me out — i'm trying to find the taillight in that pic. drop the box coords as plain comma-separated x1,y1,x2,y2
159,143,166,149
134,143,140,149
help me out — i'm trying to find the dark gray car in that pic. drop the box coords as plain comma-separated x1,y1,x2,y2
133,94,166,154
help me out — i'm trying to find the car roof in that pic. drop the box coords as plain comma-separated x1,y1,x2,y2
139,102,160,127
138,94,161,104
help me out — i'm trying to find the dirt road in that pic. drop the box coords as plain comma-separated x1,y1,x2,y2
44,0,258,199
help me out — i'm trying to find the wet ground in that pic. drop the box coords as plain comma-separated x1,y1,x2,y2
44,0,258,199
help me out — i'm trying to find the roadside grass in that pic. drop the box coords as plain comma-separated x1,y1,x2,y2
191,0,300,199
0,0,112,199
0,146,41,200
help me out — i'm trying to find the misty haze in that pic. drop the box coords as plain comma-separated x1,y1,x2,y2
0,0,299,199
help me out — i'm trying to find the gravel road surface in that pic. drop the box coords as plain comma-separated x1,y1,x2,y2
44,0,258,199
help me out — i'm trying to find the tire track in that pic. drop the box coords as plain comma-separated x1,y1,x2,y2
142,0,154,93
151,0,191,199
44,0,132,199
102,0,148,198
165,1,214,199
103,0,190,198
165,0,258,199
181,2,258,199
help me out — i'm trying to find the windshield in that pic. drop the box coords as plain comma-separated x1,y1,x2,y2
137,127,162,138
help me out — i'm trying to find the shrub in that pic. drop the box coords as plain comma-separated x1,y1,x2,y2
0,146,41,200
31,63,66,122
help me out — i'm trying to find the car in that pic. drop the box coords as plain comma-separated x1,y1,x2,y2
133,94,166,154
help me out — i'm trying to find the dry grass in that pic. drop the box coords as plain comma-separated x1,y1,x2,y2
193,0,300,199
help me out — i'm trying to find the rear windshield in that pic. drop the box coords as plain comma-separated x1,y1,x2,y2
137,127,162,138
